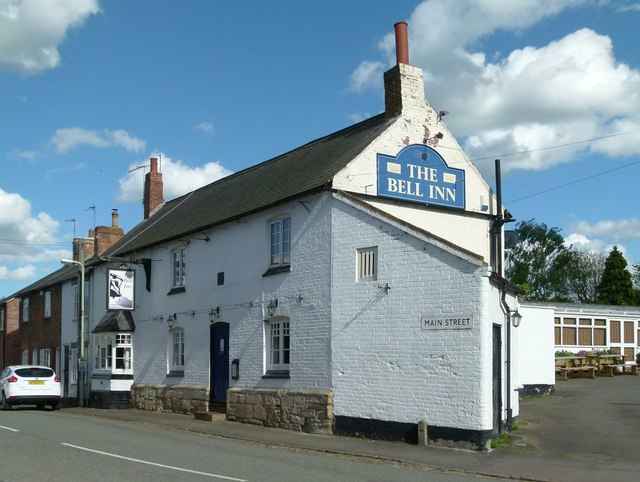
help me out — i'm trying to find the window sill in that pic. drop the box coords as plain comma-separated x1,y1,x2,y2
262,370,290,379
262,265,291,277
166,370,184,378
167,286,186,296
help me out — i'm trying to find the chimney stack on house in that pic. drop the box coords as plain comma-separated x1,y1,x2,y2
384,22,426,119
94,209,125,255
71,209,125,261
143,157,164,219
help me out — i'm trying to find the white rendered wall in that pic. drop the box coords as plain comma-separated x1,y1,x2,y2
330,199,497,431
517,305,555,387
131,192,333,391
60,278,78,398
332,73,496,264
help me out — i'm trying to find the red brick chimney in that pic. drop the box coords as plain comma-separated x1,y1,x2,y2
71,210,125,260
384,22,426,119
143,157,164,219
94,209,125,255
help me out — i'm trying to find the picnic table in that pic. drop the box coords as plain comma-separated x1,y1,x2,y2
555,356,596,380
586,354,626,372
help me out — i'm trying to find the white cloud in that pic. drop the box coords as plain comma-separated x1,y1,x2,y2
568,218,640,242
0,0,100,75
9,149,38,162
195,122,214,134
564,232,612,254
117,154,234,204
0,265,36,281
51,127,146,153
348,61,385,93
0,188,67,289
349,0,640,177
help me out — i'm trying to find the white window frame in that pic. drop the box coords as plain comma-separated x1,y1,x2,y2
44,291,51,318
115,333,133,372
357,246,378,281
22,297,29,322
265,316,290,373
269,216,291,267
94,334,113,370
40,348,51,367
32,348,38,365
21,350,29,365
172,248,186,288
170,328,185,372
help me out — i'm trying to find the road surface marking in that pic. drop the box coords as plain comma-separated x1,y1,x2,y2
62,443,247,481
0,425,20,432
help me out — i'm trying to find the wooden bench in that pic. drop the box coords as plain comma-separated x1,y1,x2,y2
558,366,597,380
603,362,638,377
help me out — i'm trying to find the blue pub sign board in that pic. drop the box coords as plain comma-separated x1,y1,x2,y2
377,144,465,210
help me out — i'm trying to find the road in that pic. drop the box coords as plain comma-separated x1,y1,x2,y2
0,407,506,481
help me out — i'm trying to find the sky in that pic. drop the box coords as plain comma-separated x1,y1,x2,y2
1,0,640,298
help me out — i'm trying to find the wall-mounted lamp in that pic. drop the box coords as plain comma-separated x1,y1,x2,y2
167,313,176,329
119,263,130,270
209,306,220,323
437,110,449,123
267,299,279,317
510,309,522,328
231,359,239,380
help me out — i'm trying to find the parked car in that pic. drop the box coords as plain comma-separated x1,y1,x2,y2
0,365,62,410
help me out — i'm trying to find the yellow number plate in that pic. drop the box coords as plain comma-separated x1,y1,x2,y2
28,380,45,385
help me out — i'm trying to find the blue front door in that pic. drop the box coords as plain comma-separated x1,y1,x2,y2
210,323,229,405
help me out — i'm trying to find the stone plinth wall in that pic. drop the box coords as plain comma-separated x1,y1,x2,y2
227,388,333,434
131,384,208,414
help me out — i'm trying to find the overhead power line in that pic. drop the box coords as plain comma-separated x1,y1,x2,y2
0,239,70,247
470,129,640,162
507,157,640,204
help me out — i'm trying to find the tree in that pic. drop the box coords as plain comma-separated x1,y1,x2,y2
564,250,606,303
596,246,636,305
506,219,573,302
632,263,640,290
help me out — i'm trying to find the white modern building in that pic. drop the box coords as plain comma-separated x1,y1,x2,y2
87,22,522,450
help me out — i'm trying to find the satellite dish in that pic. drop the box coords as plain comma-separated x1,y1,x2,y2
504,230,519,250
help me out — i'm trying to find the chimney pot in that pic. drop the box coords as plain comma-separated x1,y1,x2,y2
394,22,409,65
150,157,158,173
111,209,119,227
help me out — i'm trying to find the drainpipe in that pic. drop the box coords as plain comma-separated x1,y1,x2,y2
495,158,513,430
500,289,514,430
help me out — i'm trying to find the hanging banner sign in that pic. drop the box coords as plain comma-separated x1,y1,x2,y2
107,269,135,310
377,144,465,210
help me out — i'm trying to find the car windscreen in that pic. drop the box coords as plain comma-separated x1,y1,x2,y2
14,368,54,378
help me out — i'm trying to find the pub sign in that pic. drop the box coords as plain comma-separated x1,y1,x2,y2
107,269,135,310
377,144,465,210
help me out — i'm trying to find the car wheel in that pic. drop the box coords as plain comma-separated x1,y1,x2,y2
1,392,10,411
36,402,45,410
51,402,60,411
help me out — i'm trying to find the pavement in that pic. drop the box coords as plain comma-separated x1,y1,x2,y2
64,374,640,482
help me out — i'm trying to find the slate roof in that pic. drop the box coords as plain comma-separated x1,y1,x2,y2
12,264,79,297
104,113,392,258
92,310,135,333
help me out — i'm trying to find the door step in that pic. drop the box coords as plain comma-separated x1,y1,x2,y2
208,403,226,413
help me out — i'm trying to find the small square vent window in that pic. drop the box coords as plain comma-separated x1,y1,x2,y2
357,247,378,281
